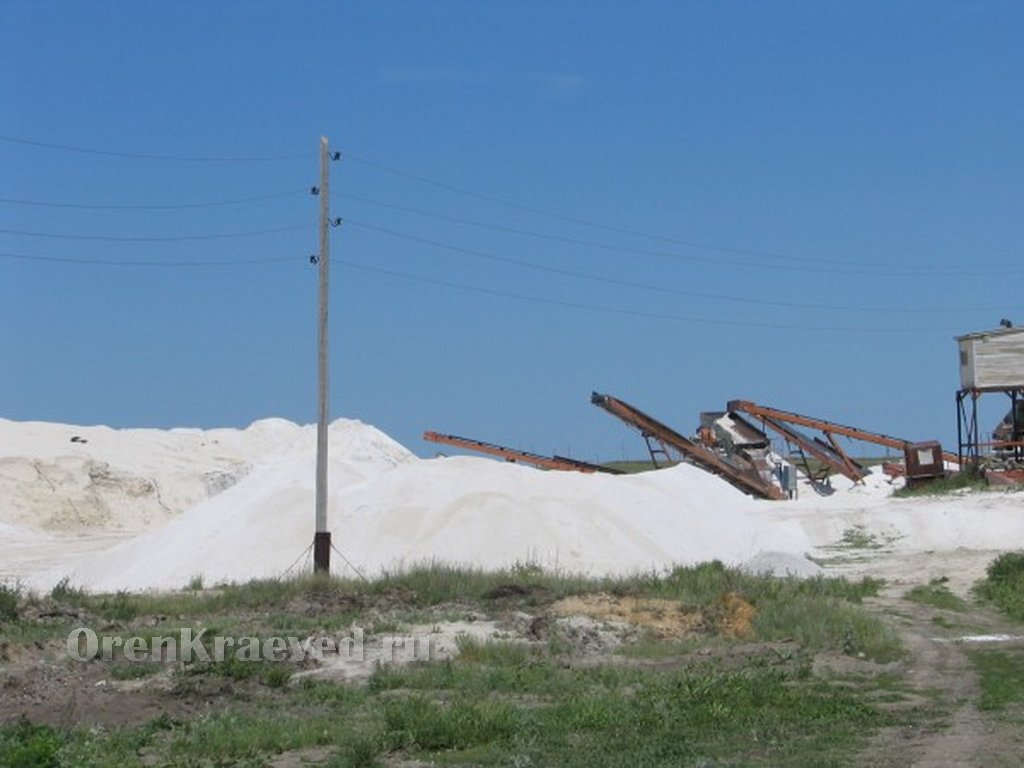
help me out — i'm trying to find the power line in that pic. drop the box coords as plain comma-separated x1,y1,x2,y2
341,150,839,264
0,223,313,242
0,134,310,163
338,157,1019,276
333,257,954,335
0,189,308,210
339,191,1021,276
0,250,297,267
337,192,865,270
343,218,1000,314
1,247,999,330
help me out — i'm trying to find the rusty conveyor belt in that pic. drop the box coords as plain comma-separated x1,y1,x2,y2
590,392,786,500
423,431,624,474
728,400,960,466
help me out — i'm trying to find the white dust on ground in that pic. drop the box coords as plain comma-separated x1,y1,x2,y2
765,471,1024,595
1,417,1021,593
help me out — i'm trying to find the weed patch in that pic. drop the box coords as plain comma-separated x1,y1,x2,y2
905,579,968,612
975,551,1024,621
109,661,164,681
0,719,63,767
382,695,521,752
615,561,897,661
839,526,882,550
0,581,21,622
969,650,1024,711
0,562,914,767
185,655,293,688
893,471,987,497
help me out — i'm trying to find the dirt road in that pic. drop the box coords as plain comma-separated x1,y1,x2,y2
825,547,1024,768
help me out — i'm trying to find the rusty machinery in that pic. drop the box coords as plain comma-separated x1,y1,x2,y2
590,392,787,500
727,400,954,489
423,431,624,475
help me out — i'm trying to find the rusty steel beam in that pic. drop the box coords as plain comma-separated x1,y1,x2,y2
590,392,787,500
728,400,960,465
822,432,868,481
423,431,623,474
757,415,867,483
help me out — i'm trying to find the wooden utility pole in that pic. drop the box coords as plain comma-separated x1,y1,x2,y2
313,135,331,573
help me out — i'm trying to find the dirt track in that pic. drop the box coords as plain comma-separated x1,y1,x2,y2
821,547,1024,768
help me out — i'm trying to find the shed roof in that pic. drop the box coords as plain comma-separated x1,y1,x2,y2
955,326,1024,343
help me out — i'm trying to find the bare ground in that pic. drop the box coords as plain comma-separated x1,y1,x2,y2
3,548,1024,765
822,547,1024,767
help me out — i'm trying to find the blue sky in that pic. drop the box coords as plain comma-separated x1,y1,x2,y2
2,1,1022,460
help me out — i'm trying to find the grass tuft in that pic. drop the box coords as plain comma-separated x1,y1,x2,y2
382,695,521,752
969,650,1024,711
109,661,165,681
0,718,62,767
975,551,1024,621
327,733,384,768
905,579,968,612
893,471,987,497
839,526,882,550
50,576,87,603
0,581,21,622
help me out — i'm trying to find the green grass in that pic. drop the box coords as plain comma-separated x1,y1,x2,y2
29,560,883,616
893,470,987,497
264,610,359,634
621,561,898,662
7,562,896,663
837,526,882,550
367,655,893,766
180,653,294,688
754,593,900,661
975,551,1024,621
0,617,80,646
0,661,901,766
905,579,968,612
0,562,918,767
109,661,165,681
0,719,64,768
28,565,587,621
969,650,1024,712
601,459,662,473
612,559,883,603
0,581,21,622
49,576,88,603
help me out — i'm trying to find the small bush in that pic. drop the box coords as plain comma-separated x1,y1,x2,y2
328,733,383,768
0,718,63,767
986,551,1024,584
260,664,293,688
0,581,21,622
50,577,87,604
976,551,1024,620
97,591,138,622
